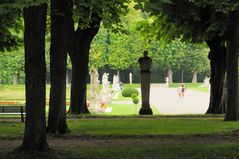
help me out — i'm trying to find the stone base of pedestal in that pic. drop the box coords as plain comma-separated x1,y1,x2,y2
139,107,153,115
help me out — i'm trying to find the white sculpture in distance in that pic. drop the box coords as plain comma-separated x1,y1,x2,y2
88,68,103,113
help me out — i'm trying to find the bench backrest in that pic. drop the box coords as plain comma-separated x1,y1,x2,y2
0,106,25,113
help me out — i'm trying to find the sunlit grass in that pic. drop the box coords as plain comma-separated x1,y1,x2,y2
169,83,209,92
1,117,239,138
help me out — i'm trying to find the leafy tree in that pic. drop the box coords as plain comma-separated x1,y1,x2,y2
0,47,24,84
155,39,186,83
68,0,130,114
0,11,22,51
134,0,239,117
184,43,210,83
1,0,49,151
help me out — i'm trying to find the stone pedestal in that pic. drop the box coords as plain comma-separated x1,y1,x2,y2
139,71,153,115
138,50,153,115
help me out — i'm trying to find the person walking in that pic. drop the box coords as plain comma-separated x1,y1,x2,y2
178,83,185,98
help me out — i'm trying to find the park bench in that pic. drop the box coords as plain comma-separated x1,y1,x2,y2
0,104,25,122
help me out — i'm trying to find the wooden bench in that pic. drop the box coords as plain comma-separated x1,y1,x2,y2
0,105,25,122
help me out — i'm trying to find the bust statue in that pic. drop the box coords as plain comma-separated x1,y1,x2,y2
138,50,152,73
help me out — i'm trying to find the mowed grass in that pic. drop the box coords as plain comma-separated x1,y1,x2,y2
104,104,160,115
1,118,239,137
169,83,209,92
0,85,72,102
61,143,239,159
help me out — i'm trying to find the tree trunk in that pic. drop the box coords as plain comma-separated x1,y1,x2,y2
12,73,18,85
47,0,69,134
167,67,173,83
206,36,226,114
68,12,101,114
19,4,48,151
117,70,120,81
180,67,184,83
225,9,239,121
192,71,197,83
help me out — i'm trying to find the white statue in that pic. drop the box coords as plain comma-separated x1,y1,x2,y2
129,72,132,84
89,68,99,98
102,73,110,93
166,77,169,87
204,76,210,86
112,75,120,91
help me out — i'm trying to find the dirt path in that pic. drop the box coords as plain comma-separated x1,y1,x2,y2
150,86,209,114
1,132,239,151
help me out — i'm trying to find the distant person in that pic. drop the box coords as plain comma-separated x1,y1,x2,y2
178,83,185,98
120,81,123,90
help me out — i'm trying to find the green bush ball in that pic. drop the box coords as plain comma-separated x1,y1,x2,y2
121,87,139,97
131,93,138,99
133,98,139,104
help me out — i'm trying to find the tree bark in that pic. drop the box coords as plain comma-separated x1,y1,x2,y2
224,9,239,121
192,71,197,83
167,67,173,83
180,67,184,83
19,4,48,151
47,0,70,134
68,12,101,114
206,36,226,114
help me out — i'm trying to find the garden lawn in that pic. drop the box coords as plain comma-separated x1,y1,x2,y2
1,117,239,137
1,117,239,159
103,104,160,115
169,83,209,92
59,143,239,159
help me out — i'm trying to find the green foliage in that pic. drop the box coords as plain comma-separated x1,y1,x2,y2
74,0,130,33
131,93,138,98
132,97,139,104
184,43,210,74
134,0,239,42
121,87,139,97
0,47,24,84
0,10,22,51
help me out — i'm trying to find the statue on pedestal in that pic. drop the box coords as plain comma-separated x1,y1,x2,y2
138,50,153,115
129,72,132,84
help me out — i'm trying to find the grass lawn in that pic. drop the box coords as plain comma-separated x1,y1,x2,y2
1,117,239,158
1,117,239,137
0,84,157,116
103,104,160,115
169,83,209,92
61,143,239,159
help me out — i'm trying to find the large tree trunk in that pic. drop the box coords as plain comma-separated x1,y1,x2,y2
19,4,48,151
47,0,69,134
192,71,197,83
206,36,226,114
225,9,239,121
167,67,173,83
69,29,100,114
180,67,184,83
68,12,101,114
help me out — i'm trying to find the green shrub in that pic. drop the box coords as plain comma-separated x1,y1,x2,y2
132,98,139,104
122,87,139,97
131,93,138,99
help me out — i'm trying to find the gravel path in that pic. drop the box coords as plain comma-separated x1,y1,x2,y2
149,86,210,114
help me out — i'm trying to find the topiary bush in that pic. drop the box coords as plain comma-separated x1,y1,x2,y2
121,87,139,97
132,98,139,105
131,93,138,99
